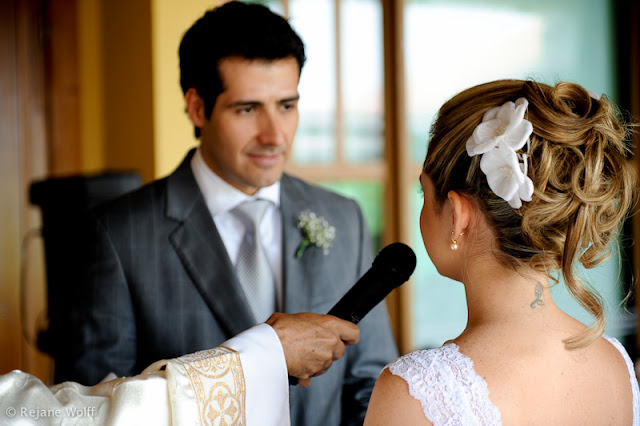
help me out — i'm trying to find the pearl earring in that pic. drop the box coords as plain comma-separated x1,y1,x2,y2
450,231,463,250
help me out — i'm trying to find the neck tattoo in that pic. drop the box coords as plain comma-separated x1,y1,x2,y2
530,282,545,309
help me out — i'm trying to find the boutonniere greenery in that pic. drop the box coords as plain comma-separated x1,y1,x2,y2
295,210,336,258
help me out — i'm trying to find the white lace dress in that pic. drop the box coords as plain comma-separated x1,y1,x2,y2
387,336,640,425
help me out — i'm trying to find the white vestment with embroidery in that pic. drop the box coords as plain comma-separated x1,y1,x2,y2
0,324,288,426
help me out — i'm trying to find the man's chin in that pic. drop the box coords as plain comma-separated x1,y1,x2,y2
241,171,284,193
255,172,284,188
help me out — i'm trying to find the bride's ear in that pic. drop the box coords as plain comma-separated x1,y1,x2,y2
447,190,472,238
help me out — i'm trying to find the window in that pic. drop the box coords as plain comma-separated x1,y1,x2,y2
249,0,634,354
404,0,630,350
253,0,387,252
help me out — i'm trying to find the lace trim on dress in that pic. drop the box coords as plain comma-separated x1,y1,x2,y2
389,337,639,426
387,342,502,426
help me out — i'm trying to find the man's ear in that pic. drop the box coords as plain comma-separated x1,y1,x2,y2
447,190,472,238
184,88,207,128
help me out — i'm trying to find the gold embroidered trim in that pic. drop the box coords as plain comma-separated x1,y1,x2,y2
174,346,247,425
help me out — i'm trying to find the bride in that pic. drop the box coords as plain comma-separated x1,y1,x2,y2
364,79,639,425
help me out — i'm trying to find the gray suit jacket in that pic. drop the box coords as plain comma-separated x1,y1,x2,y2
70,150,398,425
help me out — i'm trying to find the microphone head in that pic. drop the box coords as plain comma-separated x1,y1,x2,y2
372,242,416,283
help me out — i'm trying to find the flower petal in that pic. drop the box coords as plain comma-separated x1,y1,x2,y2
518,176,534,202
475,118,502,140
466,135,480,156
467,119,503,155
515,97,529,110
501,98,527,131
502,120,533,150
480,147,524,201
486,170,519,201
479,145,519,175
468,97,535,209
507,193,523,209
496,101,516,123
482,106,501,122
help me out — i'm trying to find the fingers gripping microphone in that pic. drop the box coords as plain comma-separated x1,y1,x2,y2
289,243,416,386
328,242,416,324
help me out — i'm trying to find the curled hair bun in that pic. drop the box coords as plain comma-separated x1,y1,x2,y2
423,79,637,349
523,81,633,268
520,81,636,348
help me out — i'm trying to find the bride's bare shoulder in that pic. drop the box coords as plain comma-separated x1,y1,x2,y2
364,368,433,426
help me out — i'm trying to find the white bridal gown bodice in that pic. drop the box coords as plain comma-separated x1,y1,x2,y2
387,336,639,425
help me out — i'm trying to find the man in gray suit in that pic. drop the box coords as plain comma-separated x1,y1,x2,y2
69,2,398,425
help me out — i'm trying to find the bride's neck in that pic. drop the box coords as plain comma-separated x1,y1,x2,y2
460,259,557,329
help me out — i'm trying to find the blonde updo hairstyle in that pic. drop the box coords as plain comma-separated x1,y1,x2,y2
423,79,636,350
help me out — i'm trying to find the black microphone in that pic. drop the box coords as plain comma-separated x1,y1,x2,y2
327,242,416,324
289,242,416,386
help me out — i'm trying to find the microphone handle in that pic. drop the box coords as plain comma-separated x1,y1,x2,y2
289,266,404,385
327,266,399,324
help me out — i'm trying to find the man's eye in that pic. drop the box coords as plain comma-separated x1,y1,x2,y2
238,106,254,114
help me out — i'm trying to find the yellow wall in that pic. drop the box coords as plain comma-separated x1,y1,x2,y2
78,0,105,174
151,0,224,178
104,0,155,182
77,0,155,183
77,0,225,180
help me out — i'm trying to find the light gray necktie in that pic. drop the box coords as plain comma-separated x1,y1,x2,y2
233,199,276,323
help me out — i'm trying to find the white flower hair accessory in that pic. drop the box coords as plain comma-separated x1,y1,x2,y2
466,97,534,209
295,210,336,258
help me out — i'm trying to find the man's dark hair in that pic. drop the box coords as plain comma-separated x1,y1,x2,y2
179,1,306,137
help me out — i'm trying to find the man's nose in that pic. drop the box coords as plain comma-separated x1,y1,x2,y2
257,111,286,145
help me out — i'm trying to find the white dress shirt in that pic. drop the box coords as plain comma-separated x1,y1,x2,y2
190,147,284,311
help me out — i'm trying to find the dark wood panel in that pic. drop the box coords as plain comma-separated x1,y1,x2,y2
0,0,24,377
0,0,51,381
45,0,81,175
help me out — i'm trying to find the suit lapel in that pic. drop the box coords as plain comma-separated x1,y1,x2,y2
280,175,315,314
165,150,255,337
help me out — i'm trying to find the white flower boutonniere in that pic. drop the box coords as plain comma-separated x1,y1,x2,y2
466,97,534,209
295,210,336,258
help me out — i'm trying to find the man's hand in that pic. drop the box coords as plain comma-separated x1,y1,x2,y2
266,312,360,387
